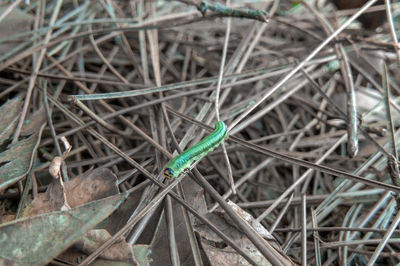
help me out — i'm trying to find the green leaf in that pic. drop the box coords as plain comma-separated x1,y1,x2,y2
0,192,128,265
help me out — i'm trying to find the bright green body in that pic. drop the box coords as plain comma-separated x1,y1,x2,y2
164,121,228,178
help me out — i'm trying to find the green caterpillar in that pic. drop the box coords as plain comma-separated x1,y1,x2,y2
164,121,228,178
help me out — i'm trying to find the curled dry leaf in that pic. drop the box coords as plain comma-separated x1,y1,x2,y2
49,156,63,179
60,136,71,158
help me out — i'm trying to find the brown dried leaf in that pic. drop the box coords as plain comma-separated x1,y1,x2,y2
0,214,15,224
64,168,119,207
103,190,143,235
22,178,66,217
196,213,272,266
0,97,22,145
0,193,128,265
49,156,63,179
147,177,208,265
226,201,277,242
200,237,272,266
21,106,47,136
21,168,130,263
0,6,34,54
216,202,295,265
23,168,119,217
148,201,197,265
196,212,297,266
75,229,133,261
0,130,42,192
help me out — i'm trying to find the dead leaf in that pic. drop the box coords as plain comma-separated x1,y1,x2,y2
0,6,34,54
103,190,143,235
149,199,200,265
22,167,129,263
22,177,66,217
49,156,63,179
132,245,153,266
23,168,119,217
65,168,119,207
57,246,135,266
226,201,277,242
0,214,15,224
200,237,272,266
90,259,134,266
196,213,296,266
21,106,47,136
0,97,22,145
145,172,208,265
197,213,272,266
181,176,208,215
0,129,43,192
75,229,133,261
0,192,128,265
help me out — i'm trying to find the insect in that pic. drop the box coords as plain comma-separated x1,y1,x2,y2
164,121,228,178
199,1,268,23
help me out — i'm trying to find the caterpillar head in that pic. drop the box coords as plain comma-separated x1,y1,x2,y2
164,168,174,179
